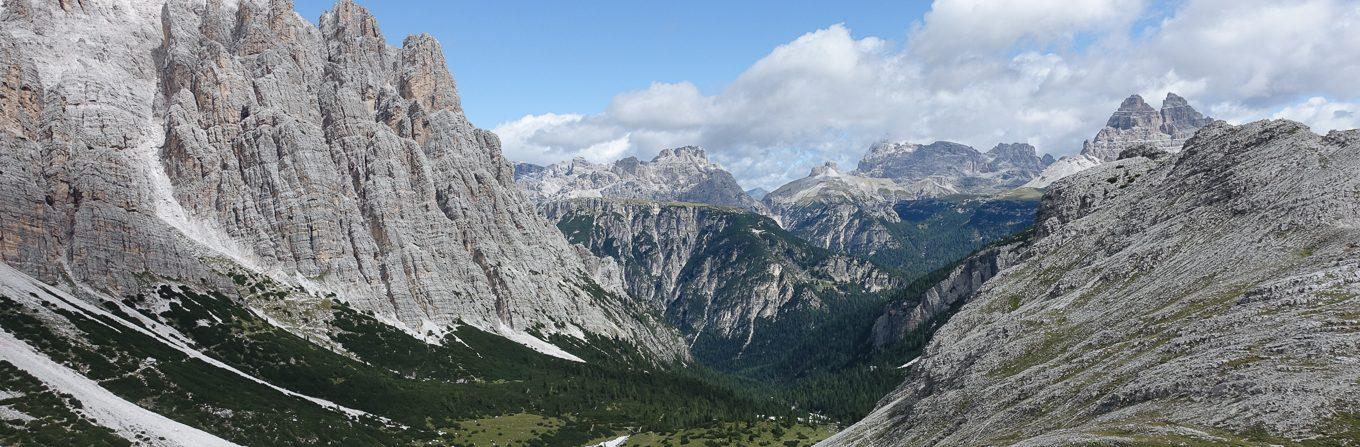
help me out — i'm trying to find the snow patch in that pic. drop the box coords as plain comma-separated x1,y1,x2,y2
589,435,630,447
496,324,586,363
898,357,921,369
0,330,242,447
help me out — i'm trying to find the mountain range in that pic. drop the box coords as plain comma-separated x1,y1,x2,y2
1,1,1355,446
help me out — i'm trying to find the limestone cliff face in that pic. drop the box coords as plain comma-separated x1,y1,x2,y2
0,0,684,358
1026,92,1211,188
822,120,1360,446
1081,93,1212,162
541,198,900,360
869,240,1028,350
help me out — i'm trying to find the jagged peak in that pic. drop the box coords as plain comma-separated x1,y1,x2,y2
320,0,382,40
1162,92,1189,108
810,161,842,177
1106,94,1160,130
398,32,460,113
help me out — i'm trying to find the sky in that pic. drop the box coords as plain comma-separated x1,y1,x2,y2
296,0,1360,190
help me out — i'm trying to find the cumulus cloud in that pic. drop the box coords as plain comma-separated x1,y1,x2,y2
495,0,1360,189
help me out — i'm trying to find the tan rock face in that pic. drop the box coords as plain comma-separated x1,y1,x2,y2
0,0,685,359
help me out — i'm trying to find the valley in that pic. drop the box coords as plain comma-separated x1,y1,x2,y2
1,0,1357,446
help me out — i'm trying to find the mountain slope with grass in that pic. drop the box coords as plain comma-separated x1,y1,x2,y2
822,120,1360,446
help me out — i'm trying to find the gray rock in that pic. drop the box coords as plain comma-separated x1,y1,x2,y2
854,140,1052,194
870,240,1028,350
822,120,1360,445
1116,144,1169,161
542,197,900,356
0,0,686,360
1027,92,1212,188
516,146,767,213
1081,93,1212,163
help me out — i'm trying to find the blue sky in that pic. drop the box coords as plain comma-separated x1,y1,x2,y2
295,0,1359,189
292,0,930,129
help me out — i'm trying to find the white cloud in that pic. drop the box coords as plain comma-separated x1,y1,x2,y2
495,0,1360,189
1271,98,1360,132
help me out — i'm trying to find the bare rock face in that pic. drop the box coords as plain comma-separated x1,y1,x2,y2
515,146,767,214
869,240,1028,350
854,140,1052,193
762,162,928,258
1081,92,1212,162
0,0,685,359
1027,92,1211,188
541,197,900,361
822,120,1360,446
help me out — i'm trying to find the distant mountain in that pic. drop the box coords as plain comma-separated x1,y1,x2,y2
763,144,1042,275
855,141,1053,194
745,187,770,201
542,198,901,375
1026,92,1211,188
823,120,1360,446
515,146,767,213
513,161,546,178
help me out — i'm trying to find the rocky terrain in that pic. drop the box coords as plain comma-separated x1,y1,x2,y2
541,198,901,369
822,119,1360,446
1027,93,1211,188
1,0,688,361
761,139,1049,268
868,238,1029,350
763,161,1039,273
855,141,1053,193
515,146,767,213
0,1,822,445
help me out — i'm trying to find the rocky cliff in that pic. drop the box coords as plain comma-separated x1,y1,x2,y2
515,146,767,213
1028,92,1211,188
764,162,1039,274
541,197,900,367
855,140,1053,194
0,0,683,359
822,120,1360,446
869,239,1029,350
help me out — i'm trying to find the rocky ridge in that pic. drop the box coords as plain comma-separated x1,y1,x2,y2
1027,92,1211,188
822,120,1360,445
541,197,901,365
515,146,767,213
855,141,1053,193
0,0,684,359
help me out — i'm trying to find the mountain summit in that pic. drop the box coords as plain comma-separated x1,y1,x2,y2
1082,92,1213,162
515,146,766,212
1026,92,1212,187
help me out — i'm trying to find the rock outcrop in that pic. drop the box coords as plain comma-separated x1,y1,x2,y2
855,140,1052,194
822,120,1360,446
764,161,1039,273
541,197,900,364
515,146,766,213
0,0,684,359
1081,93,1212,162
869,240,1028,350
1028,93,1211,188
